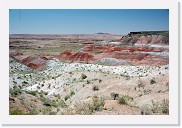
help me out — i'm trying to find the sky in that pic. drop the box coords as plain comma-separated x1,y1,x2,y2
9,9,169,34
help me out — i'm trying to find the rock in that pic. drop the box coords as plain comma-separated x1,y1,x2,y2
95,58,133,66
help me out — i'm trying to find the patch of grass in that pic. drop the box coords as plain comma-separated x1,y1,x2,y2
161,99,169,114
74,96,105,114
10,86,22,97
118,95,133,105
151,99,169,114
43,98,58,108
29,90,38,96
40,90,48,95
64,91,75,101
91,96,105,111
10,109,23,115
58,100,67,108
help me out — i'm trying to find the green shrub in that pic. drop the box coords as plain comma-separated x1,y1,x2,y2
118,95,133,105
74,96,105,115
91,96,105,111
81,73,87,79
29,90,38,96
150,78,156,84
110,92,119,100
118,96,127,105
43,98,58,107
10,109,23,115
151,99,169,114
10,86,22,97
64,95,70,101
70,90,75,96
58,100,67,108
40,90,48,95
92,85,99,91
64,91,75,101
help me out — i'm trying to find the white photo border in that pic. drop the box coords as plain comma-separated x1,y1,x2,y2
0,0,179,125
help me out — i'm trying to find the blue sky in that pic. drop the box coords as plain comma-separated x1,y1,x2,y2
9,9,169,34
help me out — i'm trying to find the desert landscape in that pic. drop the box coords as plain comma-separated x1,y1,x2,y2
9,31,169,115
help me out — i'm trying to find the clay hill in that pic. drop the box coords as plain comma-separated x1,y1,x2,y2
57,31,169,66
9,31,169,70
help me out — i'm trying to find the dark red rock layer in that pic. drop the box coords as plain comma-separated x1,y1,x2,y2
57,50,95,64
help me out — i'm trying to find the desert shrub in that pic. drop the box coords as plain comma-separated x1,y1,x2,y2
74,96,105,115
151,100,161,113
118,96,127,105
40,90,48,95
22,81,28,84
92,85,99,91
81,73,87,79
10,86,22,97
91,96,105,111
137,81,145,89
64,91,75,101
70,90,75,96
43,98,58,107
10,109,23,115
64,95,70,101
58,100,67,108
151,99,169,114
99,79,102,83
110,92,119,100
150,78,156,84
118,95,133,105
86,80,90,84
29,90,38,96
161,99,169,114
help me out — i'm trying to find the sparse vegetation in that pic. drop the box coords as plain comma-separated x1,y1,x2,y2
151,99,169,114
9,33,169,115
29,90,38,96
118,95,133,105
150,78,156,84
43,98,58,108
64,91,75,101
92,85,99,91
10,86,22,97
110,92,119,100
161,99,169,114
74,96,105,114
138,81,145,89
10,109,23,115
81,73,87,79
